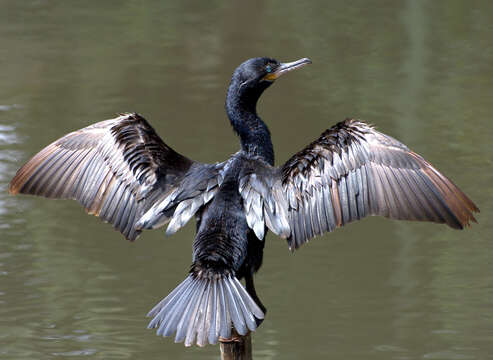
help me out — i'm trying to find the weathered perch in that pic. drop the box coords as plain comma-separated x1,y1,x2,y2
219,331,252,360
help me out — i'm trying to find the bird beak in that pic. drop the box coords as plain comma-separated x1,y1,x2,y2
262,58,312,81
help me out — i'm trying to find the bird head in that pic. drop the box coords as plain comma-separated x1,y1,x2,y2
232,57,312,95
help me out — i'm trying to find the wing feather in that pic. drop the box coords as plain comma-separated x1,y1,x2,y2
10,113,223,240
240,119,478,249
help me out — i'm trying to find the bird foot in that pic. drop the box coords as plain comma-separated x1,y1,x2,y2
219,332,249,343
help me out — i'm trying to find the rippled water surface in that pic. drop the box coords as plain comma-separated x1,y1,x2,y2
1,1,492,359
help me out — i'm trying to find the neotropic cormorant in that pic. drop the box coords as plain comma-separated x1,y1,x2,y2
9,57,479,347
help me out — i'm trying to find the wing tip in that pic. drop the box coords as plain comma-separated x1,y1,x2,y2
8,179,21,195
9,162,33,195
458,210,479,229
419,164,479,230
448,196,479,230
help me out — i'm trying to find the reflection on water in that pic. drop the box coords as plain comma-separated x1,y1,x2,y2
0,105,23,112
1,1,492,359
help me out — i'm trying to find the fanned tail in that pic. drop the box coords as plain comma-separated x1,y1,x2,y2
147,274,264,347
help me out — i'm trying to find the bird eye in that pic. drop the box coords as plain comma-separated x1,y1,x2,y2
265,65,272,73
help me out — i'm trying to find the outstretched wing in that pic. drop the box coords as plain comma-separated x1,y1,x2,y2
240,119,479,250
10,113,223,240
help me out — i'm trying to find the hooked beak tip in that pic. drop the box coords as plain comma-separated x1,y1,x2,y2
263,57,312,81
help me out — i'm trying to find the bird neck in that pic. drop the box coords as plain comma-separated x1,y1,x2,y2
225,78,275,165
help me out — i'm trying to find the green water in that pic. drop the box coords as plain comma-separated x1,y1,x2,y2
1,1,492,359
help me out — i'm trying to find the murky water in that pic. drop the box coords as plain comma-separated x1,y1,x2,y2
1,1,492,359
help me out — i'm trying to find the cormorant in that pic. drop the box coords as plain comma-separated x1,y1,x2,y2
9,57,479,347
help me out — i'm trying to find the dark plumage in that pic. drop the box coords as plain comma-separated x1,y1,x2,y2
9,57,478,346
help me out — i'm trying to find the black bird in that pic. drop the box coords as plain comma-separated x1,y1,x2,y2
9,57,478,346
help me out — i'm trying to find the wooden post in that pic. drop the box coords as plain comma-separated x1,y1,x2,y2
219,331,252,360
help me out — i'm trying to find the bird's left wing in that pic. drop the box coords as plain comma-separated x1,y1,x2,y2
240,119,479,250
10,113,223,240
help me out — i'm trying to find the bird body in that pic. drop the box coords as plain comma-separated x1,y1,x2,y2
9,57,478,347
147,153,268,345
193,152,265,278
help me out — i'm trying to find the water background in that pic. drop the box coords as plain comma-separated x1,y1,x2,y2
1,1,492,359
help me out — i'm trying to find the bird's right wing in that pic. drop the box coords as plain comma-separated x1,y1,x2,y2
10,113,224,240
240,119,479,250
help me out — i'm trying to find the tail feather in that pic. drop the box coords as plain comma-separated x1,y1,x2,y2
217,280,230,339
194,280,213,346
225,278,257,335
206,281,218,344
147,274,264,347
159,279,202,337
147,275,193,317
181,280,207,345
